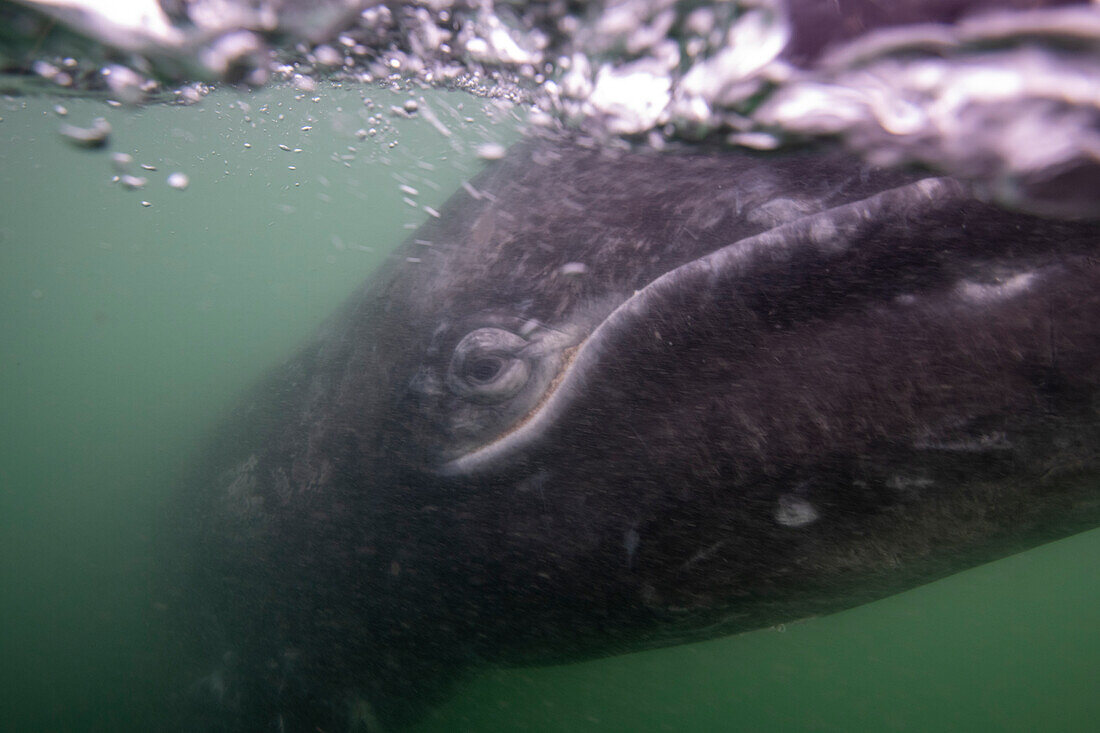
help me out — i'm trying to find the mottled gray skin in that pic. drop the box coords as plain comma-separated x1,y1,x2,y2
172,135,1100,731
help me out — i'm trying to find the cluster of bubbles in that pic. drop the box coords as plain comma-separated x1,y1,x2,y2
4,0,1100,217
48,102,188,206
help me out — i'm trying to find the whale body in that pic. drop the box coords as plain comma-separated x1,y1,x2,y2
173,136,1100,731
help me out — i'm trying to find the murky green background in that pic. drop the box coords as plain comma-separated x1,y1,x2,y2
1,87,1097,733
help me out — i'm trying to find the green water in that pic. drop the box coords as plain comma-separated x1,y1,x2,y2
1,88,1097,732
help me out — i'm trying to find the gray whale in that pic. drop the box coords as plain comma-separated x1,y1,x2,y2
172,136,1100,731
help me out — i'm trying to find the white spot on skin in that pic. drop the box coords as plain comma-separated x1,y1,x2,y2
957,271,1036,304
560,262,588,276
775,494,819,527
886,475,935,492
624,527,640,568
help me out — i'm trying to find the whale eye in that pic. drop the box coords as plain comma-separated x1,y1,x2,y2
447,328,530,403
466,355,505,384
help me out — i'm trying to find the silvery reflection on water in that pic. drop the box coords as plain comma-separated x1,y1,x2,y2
4,0,1100,217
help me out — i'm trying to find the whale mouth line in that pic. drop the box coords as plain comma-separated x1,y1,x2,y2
510,342,584,434
440,176,965,477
